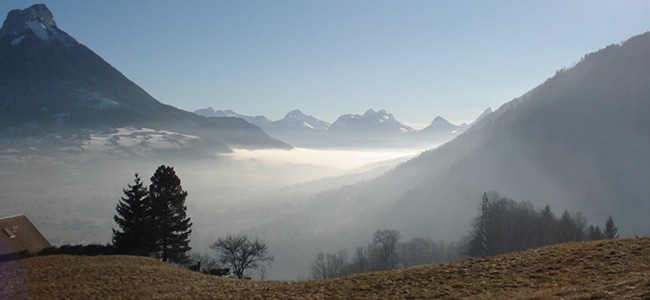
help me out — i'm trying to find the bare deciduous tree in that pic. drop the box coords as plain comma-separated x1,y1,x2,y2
256,262,270,280
370,229,401,271
210,233,274,279
310,250,347,279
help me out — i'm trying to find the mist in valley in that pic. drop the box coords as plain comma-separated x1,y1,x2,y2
0,145,425,279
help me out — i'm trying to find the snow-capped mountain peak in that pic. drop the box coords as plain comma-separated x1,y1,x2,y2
194,107,242,118
275,109,330,131
284,109,307,120
0,4,56,36
0,4,77,47
330,108,415,133
361,109,390,120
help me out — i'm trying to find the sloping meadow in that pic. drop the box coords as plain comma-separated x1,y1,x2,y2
1,237,649,299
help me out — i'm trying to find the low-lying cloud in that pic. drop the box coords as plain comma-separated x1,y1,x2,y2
225,147,420,170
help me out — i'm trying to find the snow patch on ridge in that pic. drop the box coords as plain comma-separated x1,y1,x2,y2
21,18,77,47
83,127,201,155
25,20,49,41
11,35,25,46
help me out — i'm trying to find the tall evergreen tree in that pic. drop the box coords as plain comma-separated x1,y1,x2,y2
148,165,192,264
537,204,558,246
604,215,619,239
557,210,586,243
587,225,605,240
112,174,155,255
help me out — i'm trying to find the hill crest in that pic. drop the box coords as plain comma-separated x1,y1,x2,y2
1,238,649,299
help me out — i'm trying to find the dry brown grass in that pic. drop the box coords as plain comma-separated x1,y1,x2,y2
1,237,650,299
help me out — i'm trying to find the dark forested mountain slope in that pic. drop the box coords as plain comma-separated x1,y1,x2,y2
0,4,289,154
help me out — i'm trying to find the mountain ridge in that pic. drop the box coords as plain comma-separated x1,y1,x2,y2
194,107,479,148
0,4,290,156
373,31,650,237
261,31,650,250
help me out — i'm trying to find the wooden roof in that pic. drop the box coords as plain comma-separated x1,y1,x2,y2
0,214,51,258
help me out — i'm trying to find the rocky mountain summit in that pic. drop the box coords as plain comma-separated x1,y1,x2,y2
0,4,57,36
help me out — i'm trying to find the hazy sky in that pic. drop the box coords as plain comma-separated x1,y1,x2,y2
2,1,650,127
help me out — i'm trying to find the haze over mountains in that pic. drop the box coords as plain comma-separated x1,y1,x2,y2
1,4,649,281
195,107,482,148
259,31,650,258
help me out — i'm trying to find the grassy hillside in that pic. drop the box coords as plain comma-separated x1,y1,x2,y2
1,237,649,299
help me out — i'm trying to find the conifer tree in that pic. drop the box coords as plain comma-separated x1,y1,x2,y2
112,174,156,255
587,225,605,240
148,165,192,264
604,215,619,239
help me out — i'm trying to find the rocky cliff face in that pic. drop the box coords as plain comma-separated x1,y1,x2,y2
0,4,57,36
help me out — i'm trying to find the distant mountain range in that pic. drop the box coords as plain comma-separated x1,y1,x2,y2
258,31,650,248
194,107,490,148
0,4,290,158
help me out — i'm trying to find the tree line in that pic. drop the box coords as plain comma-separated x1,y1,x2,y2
68,170,621,281
311,192,618,279
310,229,462,279
464,192,618,257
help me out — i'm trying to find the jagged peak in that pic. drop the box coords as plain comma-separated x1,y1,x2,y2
0,4,77,47
284,109,306,119
364,108,386,115
1,4,56,37
431,116,449,123
422,115,458,132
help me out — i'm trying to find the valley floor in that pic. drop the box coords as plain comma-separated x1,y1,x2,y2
2,237,650,299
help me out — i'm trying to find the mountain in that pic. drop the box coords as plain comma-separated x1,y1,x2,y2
194,107,473,148
472,106,493,124
269,109,331,131
420,116,462,134
193,107,273,128
263,31,650,247
420,107,492,135
325,109,451,147
0,4,290,156
194,108,241,118
329,109,416,134
194,108,331,147
194,108,328,131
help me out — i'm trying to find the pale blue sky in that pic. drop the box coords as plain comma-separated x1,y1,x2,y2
2,1,650,127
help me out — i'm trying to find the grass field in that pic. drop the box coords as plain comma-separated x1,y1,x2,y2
1,237,649,299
